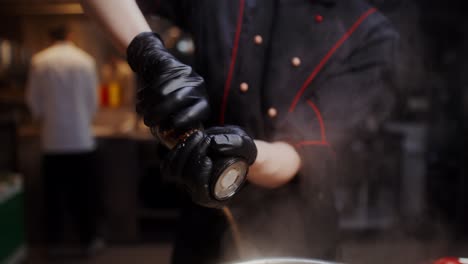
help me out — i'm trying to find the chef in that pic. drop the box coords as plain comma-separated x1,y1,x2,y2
80,0,399,263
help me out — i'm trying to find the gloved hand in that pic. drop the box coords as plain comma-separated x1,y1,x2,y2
162,126,258,207
126,32,209,132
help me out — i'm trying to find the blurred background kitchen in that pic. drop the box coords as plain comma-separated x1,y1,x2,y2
1,0,468,263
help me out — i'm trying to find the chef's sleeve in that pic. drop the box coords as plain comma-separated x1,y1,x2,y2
273,20,399,188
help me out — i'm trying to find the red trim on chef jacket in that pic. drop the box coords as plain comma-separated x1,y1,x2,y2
220,0,245,125
307,99,327,143
295,100,337,156
289,7,378,112
289,7,377,155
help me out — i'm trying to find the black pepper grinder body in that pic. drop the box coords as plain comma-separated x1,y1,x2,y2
153,125,249,207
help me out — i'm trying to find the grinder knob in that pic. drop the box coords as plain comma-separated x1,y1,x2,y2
211,157,248,201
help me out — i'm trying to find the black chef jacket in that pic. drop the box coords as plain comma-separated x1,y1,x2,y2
137,0,399,262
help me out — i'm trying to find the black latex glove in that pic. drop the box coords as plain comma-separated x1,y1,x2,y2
127,32,209,132
162,126,257,208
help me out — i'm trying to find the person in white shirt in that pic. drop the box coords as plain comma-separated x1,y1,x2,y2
26,25,102,255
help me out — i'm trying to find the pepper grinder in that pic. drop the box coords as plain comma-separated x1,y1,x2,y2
152,125,249,203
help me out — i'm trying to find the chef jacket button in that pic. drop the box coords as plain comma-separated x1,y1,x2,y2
291,57,301,67
315,14,323,23
240,82,249,93
267,107,278,118
254,35,263,45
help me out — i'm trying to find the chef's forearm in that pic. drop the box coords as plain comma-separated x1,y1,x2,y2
80,0,151,52
248,140,301,188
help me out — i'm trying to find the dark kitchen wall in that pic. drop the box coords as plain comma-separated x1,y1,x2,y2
374,0,468,236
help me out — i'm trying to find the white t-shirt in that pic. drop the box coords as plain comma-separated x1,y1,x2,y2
26,42,98,153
